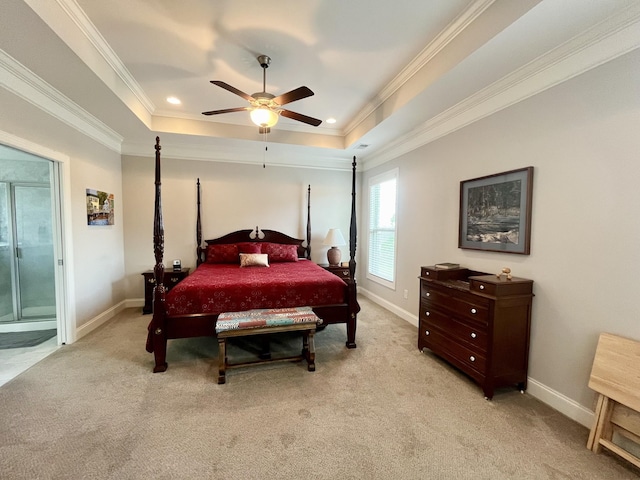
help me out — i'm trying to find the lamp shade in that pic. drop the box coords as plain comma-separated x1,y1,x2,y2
250,107,279,128
323,228,346,247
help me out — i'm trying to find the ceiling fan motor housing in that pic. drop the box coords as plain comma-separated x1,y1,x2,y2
257,55,271,69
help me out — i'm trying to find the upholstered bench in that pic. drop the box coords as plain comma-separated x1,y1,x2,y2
215,306,322,384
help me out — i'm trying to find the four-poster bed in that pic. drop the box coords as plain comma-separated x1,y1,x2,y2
145,137,360,372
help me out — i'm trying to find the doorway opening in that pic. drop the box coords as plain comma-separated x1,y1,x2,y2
0,144,64,383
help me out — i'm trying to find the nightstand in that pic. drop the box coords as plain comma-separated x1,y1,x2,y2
141,268,190,314
319,263,351,281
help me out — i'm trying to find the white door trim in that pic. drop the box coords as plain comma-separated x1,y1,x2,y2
0,130,76,344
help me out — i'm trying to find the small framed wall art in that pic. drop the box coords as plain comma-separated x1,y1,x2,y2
459,167,533,254
86,189,114,226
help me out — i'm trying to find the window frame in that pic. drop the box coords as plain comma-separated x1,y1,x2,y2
366,168,398,290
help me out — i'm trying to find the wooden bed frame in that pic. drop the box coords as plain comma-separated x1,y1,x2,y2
146,137,360,372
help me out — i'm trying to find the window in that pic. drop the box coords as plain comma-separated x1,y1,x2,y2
367,169,398,289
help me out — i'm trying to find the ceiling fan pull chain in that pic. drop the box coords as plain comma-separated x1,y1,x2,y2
263,144,267,169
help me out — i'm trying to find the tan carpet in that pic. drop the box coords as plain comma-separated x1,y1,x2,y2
0,297,638,479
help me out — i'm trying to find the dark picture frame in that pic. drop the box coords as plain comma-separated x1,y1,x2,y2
459,167,533,254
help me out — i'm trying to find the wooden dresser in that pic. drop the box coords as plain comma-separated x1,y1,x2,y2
141,268,190,314
318,263,351,281
418,266,533,399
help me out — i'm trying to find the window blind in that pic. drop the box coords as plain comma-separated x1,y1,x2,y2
367,170,397,287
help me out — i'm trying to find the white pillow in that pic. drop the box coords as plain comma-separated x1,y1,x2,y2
239,253,269,267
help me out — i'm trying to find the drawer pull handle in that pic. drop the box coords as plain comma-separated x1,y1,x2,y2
471,308,477,314
170,277,178,282
425,330,430,336
469,356,476,362
470,332,477,339
425,311,430,317
342,271,349,276
479,285,485,290
148,278,155,284
426,272,430,276
426,292,430,297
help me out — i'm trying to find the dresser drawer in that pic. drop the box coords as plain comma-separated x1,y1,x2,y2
420,326,487,374
469,276,533,296
319,264,351,281
422,289,489,325
166,273,186,286
419,307,487,353
142,268,190,314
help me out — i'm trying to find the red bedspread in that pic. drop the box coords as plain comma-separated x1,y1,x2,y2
165,260,347,316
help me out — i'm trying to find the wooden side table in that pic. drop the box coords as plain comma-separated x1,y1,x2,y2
141,268,190,314
318,263,351,281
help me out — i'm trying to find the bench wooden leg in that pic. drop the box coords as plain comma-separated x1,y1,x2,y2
306,330,316,372
217,338,227,384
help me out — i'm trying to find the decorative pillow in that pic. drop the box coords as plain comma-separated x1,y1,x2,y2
236,242,262,254
263,242,299,262
239,253,269,267
206,243,238,264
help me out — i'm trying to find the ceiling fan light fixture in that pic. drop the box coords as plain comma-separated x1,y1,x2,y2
250,106,279,128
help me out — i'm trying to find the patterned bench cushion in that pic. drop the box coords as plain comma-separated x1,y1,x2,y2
215,306,321,333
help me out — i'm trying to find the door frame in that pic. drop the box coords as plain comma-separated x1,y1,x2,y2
0,130,76,344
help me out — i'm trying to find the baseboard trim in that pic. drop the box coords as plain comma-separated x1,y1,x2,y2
358,288,595,428
75,300,128,341
358,287,418,327
125,298,144,310
526,378,594,428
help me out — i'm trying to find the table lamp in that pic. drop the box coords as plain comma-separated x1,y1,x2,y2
323,228,346,266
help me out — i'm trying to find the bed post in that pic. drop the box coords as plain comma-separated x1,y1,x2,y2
306,184,311,260
145,136,169,372
196,178,203,265
349,156,357,280
346,155,360,349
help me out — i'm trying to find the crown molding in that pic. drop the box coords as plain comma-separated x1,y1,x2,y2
361,3,640,171
343,0,496,137
54,0,155,115
122,140,354,172
0,49,123,153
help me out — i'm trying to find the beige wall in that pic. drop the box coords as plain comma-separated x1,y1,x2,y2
359,50,640,416
121,155,355,298
0,90,125,332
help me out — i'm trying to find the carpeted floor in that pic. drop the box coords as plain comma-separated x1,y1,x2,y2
0,329,57,349
0,298,638,479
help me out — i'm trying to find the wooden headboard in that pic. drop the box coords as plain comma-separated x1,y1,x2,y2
200,227,309,264
195,180,312,265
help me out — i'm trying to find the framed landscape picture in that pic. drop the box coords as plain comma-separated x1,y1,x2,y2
459,167,533,254
86,189,114,226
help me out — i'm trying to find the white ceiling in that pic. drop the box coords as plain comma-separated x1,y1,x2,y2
1,0,640,169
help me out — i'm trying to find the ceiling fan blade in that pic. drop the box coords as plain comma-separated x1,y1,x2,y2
272,86,314,106
280,109,322,127
202,107,250,116
210,81,255,102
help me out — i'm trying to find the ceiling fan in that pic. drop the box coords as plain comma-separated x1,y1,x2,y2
202,55,322,133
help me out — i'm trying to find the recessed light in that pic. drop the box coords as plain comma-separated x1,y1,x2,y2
166,97,181,105
326,117,337,124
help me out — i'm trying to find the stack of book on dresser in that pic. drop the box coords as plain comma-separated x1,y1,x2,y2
434,262,460,269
